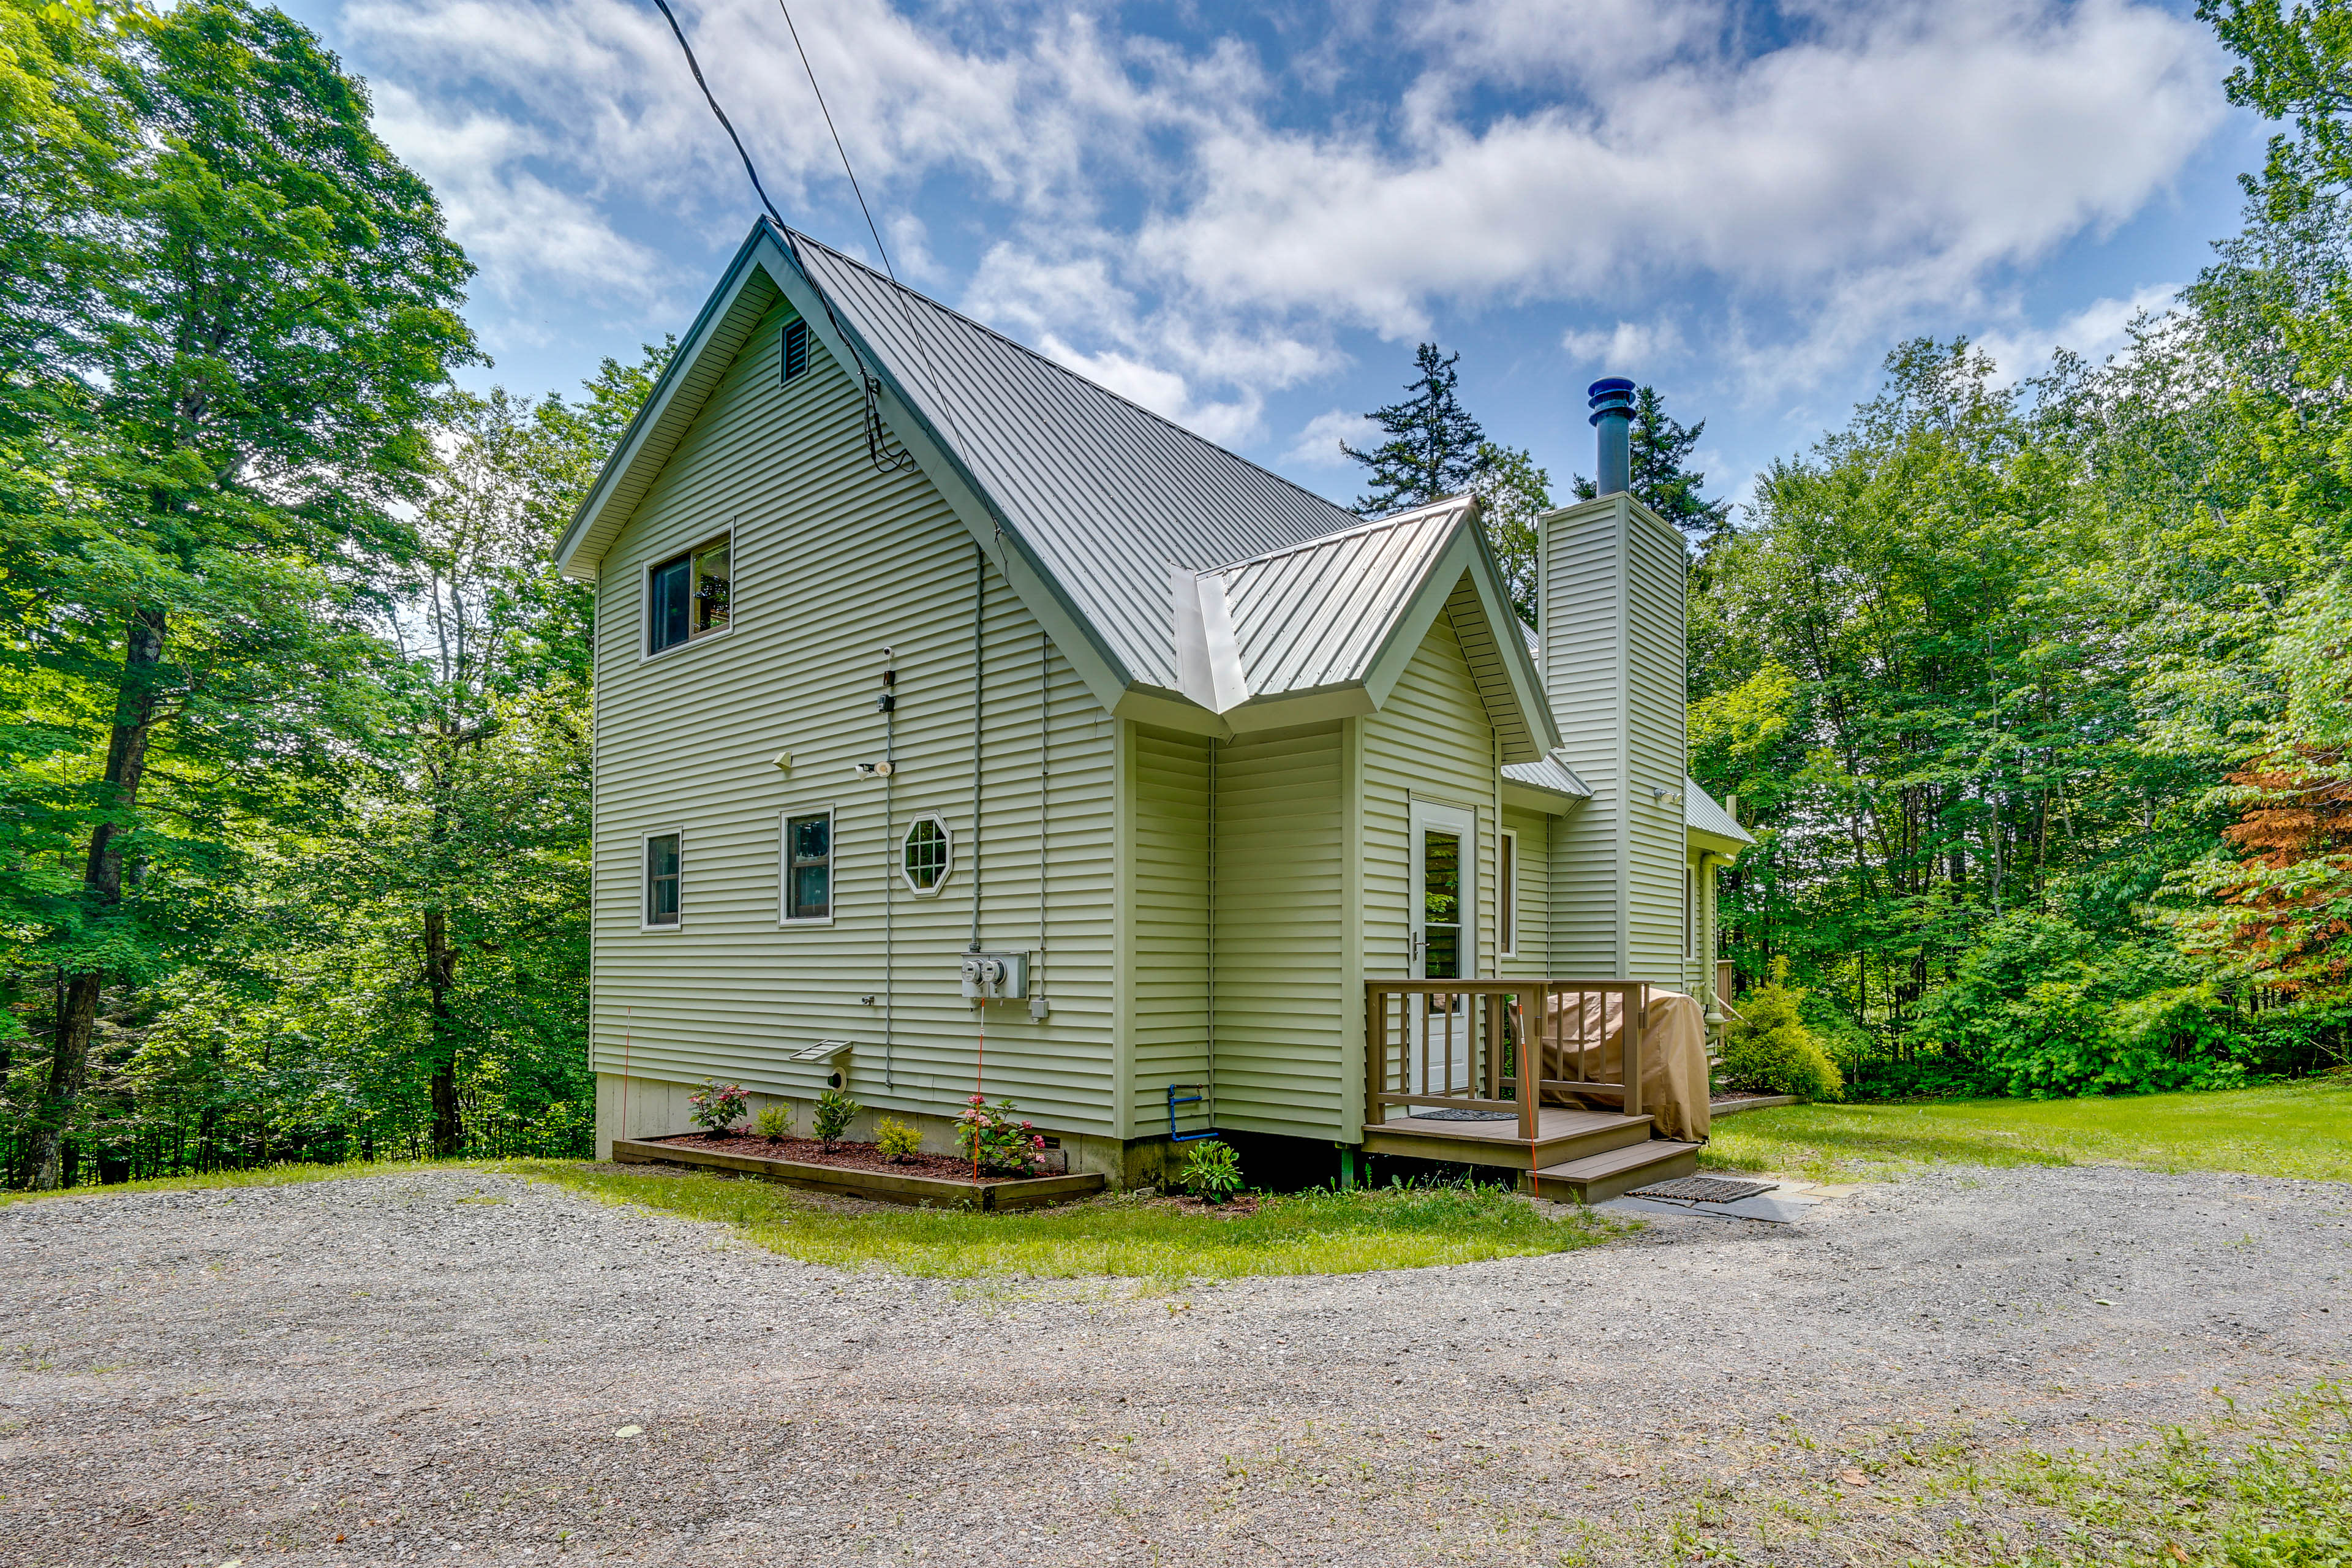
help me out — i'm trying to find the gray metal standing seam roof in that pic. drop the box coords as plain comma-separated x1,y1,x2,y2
1502,754,1594,800
1685,778,1755,843
787,230,1365,692
1197,498,1474,701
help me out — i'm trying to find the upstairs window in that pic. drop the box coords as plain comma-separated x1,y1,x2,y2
782,808,834,923
644,831,682,929
782,318,810,382
647,535,731,655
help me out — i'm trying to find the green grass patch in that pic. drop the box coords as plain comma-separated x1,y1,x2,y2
1701,1073,2352,1183
0,1156,494,1207
1977,1382,2352,1567
516,1163,1623,1281
1628,1381,2351,1567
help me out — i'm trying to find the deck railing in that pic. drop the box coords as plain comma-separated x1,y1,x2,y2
1363,979,1648,1141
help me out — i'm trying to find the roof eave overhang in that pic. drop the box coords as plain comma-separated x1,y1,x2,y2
1502,778,1588,815
1690,827,1751,858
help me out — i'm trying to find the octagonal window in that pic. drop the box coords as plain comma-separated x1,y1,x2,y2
902,815,952,895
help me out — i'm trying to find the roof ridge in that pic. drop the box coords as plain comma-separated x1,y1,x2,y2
777,221,1362,537
1197,493,1474,577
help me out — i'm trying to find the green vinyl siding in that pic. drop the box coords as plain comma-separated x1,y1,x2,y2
1126,723,1210,1134
1626,505,1690,986
1542,499,1625,974
1500,807,1551,978
588,297,1118,1151
1361,594,1503,984
1539,493,1689,987
1208,722,1347,1137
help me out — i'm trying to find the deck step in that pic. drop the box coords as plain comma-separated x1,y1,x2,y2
1360,1109,1654,1171
1530,1139,1702,1205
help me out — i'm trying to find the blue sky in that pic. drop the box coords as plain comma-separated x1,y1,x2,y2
283,0,2268,513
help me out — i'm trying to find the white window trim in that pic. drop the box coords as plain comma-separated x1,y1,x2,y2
640,528,736,664
1498,829,1518,959
899,812,954,897
778,804,837,927
639,826,685,933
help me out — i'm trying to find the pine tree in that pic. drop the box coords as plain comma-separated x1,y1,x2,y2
1572,385,1730,543
1342,344,1487,515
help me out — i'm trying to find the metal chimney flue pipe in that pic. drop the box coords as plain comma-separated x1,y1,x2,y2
1588,377,1635,497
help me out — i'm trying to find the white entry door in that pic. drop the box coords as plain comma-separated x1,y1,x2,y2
1407,801,1477,1095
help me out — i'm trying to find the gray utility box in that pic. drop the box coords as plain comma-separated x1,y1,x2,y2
958,951,1029,1002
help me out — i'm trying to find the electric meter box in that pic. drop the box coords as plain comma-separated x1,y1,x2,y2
957,951,1029,1001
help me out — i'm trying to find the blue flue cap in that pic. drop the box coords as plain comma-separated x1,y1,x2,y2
1586,377,1636,426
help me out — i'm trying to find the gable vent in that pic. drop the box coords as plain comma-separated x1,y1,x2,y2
781,317,810,382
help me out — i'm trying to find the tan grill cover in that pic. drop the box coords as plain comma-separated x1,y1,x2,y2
1525,987,1711,1143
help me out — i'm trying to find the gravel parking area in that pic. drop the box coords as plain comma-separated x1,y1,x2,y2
2,1163,2346,1566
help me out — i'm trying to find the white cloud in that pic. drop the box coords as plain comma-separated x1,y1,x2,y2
1559,319,1686,376
333,0,2229,428
1133,0,2221,340
1975,282,2184,385
1284,409,1381,469
369,84,668,311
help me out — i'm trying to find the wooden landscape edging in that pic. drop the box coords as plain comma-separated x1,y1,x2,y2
609,1137,1106,1211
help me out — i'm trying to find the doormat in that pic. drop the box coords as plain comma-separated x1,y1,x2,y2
1410,1108,1518,1123
1629,1176,1777,1203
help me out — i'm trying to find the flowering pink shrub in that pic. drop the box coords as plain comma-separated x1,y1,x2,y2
955,1094,1047,1176
688,1080,749,1138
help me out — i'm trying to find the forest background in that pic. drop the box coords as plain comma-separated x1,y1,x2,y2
1,0,2345,1187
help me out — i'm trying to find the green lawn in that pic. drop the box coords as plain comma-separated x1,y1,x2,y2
520,1162,1621,1283
1702,1073,2352,1184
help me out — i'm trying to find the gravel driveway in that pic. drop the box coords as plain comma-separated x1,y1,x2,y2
2,1163,2346,1566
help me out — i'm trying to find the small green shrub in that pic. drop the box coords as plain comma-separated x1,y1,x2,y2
688,1080,750,1137
956,1095,1046,1175
755,1106,791,1142
1178,1139,1244,1203
812,1088,861,1150
874,1118,922,1163
1719,960,1842,1102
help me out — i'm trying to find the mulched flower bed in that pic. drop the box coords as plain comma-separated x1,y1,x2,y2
652,1131,1054,1183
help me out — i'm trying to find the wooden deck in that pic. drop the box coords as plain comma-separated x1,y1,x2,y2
1359,978,1703,1200
1362,1105,1655,1170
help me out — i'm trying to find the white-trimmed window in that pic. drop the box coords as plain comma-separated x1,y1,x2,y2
646,533,731,656
1498,829,1518,958
900,813,952,895
781,807,835,924
643,829,684,930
